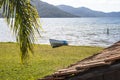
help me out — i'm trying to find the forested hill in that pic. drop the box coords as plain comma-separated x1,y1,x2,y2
0,1,120,18
31,0,77,18
0,0,77,18
57,5,120,17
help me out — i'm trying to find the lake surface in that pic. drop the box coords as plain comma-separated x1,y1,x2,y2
0,18,120,47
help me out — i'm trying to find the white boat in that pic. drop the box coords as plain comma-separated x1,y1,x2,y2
49,39,68,48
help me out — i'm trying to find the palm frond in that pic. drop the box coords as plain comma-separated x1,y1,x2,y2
1,0,41,64
0,0,3,8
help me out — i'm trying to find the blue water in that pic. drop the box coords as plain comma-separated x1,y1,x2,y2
0,18,120,47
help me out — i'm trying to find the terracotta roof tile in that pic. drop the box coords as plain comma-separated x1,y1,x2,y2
38,41,120,80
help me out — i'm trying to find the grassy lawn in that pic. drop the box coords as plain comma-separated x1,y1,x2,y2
0,42,103,80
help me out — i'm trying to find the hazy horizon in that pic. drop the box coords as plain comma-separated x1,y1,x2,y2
40,0,120,12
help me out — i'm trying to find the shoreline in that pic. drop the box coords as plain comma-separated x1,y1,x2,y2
0,42,104,48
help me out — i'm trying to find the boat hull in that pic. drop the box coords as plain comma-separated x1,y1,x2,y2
49,39,68,48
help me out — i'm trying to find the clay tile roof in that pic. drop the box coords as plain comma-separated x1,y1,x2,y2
38,41,120,80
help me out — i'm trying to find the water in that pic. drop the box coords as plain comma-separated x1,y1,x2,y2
0,18,120,47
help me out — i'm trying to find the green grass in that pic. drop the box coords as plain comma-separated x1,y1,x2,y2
0,42,103,80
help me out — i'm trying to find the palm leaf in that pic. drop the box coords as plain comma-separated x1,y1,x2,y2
0,0,3,8
1,0,41,64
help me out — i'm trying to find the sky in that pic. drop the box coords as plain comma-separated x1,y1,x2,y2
41,0,120,12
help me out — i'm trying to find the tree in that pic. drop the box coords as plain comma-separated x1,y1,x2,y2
0,0,41,64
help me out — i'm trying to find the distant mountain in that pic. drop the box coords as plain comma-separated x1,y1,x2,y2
57,5,120,17
31,0,77,18
0,1,77,18
1,1,120,18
